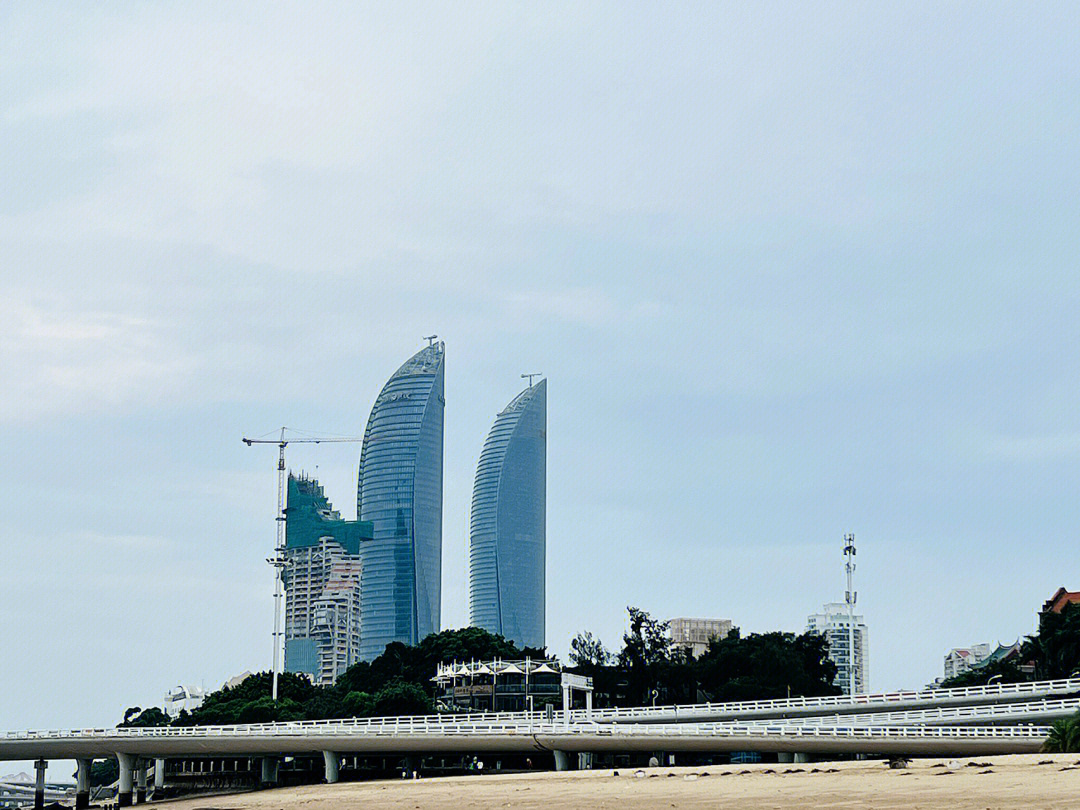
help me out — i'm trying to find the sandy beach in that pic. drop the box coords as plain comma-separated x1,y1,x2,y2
157,753,1080,810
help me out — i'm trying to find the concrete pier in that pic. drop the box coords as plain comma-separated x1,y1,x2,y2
136,759,148,804
553,750,570,771
153,757,165,796
33,759,46,810
260,756,279,788
323,751,340,783
75,758,92,809
117,753,135,807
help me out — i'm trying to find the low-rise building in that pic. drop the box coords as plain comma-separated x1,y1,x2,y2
433,659,592,713
943,644,993,680
667,617,733,658
163,685,206,718
1042,587,1080,615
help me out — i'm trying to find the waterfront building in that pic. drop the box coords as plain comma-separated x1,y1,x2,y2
668,617,733,658
468,378,547,649
356,341,445,659
433,658,591,713
283,474,372,684
807,603,868,695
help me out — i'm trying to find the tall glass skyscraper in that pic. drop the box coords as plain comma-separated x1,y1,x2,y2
469,378,546,649
356,341,445,660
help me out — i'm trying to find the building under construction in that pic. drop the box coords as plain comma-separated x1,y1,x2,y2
283,474,373,686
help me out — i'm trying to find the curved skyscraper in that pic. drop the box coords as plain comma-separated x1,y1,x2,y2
357,341,444,660
469,378,546,649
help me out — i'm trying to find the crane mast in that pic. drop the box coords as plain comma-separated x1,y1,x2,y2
242,428,361,700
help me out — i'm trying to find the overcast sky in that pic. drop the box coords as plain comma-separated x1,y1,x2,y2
3,2,1080,752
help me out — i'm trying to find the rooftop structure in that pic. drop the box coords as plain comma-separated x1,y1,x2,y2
468,378,546,649
162,686,205,719
283,474,372,684
668,617,733,658
807,603,868,696
1042,587,1080,615
356,342,445,659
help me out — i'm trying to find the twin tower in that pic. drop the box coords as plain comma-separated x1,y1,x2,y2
355,341,546,660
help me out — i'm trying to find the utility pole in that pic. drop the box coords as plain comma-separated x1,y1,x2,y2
242,428,362,700
843,533,857,696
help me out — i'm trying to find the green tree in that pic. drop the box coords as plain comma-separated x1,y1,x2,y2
119,707,171,728
617,607,672,705
1024,603,1080,680
89,759,118,787
693,628,840,702
569,631,611,669
1043,712,1080,753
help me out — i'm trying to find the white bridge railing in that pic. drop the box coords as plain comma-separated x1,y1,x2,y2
4,677,1077,742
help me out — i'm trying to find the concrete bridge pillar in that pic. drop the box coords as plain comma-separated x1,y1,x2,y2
153,758,165,796
322,751,340,784
793,753,809,764
136,760,148,804
75,758,92,809
553,750,571,771
33,759,46,810
117,753,136,807
260,757,280,788
777,752,794,763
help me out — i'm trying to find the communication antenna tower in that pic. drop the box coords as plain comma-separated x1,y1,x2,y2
843,533,857,696
424,334,438,347
521,372,542,388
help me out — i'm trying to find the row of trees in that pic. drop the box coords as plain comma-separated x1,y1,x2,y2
570,607,840,706
120,609,841,728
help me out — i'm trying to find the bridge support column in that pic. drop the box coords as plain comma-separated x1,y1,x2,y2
553,750,570,772
136,760,148,804
260,757,280,788
793,753,809,764
153,758,165,797
323,751,340,784
117,753,136,807
576,752,593,770
34,759,46,810
75,758,92,809
777,753,794,763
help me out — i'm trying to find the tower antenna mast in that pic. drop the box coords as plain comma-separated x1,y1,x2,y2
521,373,542,387
424,334,438,347
843,533,857,696
242,428,362,700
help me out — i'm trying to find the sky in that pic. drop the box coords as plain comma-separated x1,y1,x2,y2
3,1,1080,754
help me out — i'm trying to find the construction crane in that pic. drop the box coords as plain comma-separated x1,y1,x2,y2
242,427,362,700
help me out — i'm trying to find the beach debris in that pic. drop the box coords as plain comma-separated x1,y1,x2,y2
1059,766,1078,771
979,769,994,774
933,770,954,776
947,759,963,769
634,770,646,778
1038,760,1054,765
683,774,699,781
761,769,775,774
888,758,909,769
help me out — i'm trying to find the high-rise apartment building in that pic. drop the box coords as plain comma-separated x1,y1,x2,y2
668,617,733,658
282,474,371,685
356,342,445,659
468,379,547,649
807,603,868,695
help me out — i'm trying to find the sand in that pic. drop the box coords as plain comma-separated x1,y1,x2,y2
158,753,1080,810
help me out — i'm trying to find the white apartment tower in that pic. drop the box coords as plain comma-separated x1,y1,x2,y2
807,603,868,695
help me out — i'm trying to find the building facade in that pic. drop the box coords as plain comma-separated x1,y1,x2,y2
356,342,445,660
282,474,371,685
943,643,993,681
468,379,547,650
668,617,733,658
807,603,868,695
433,658,591,713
